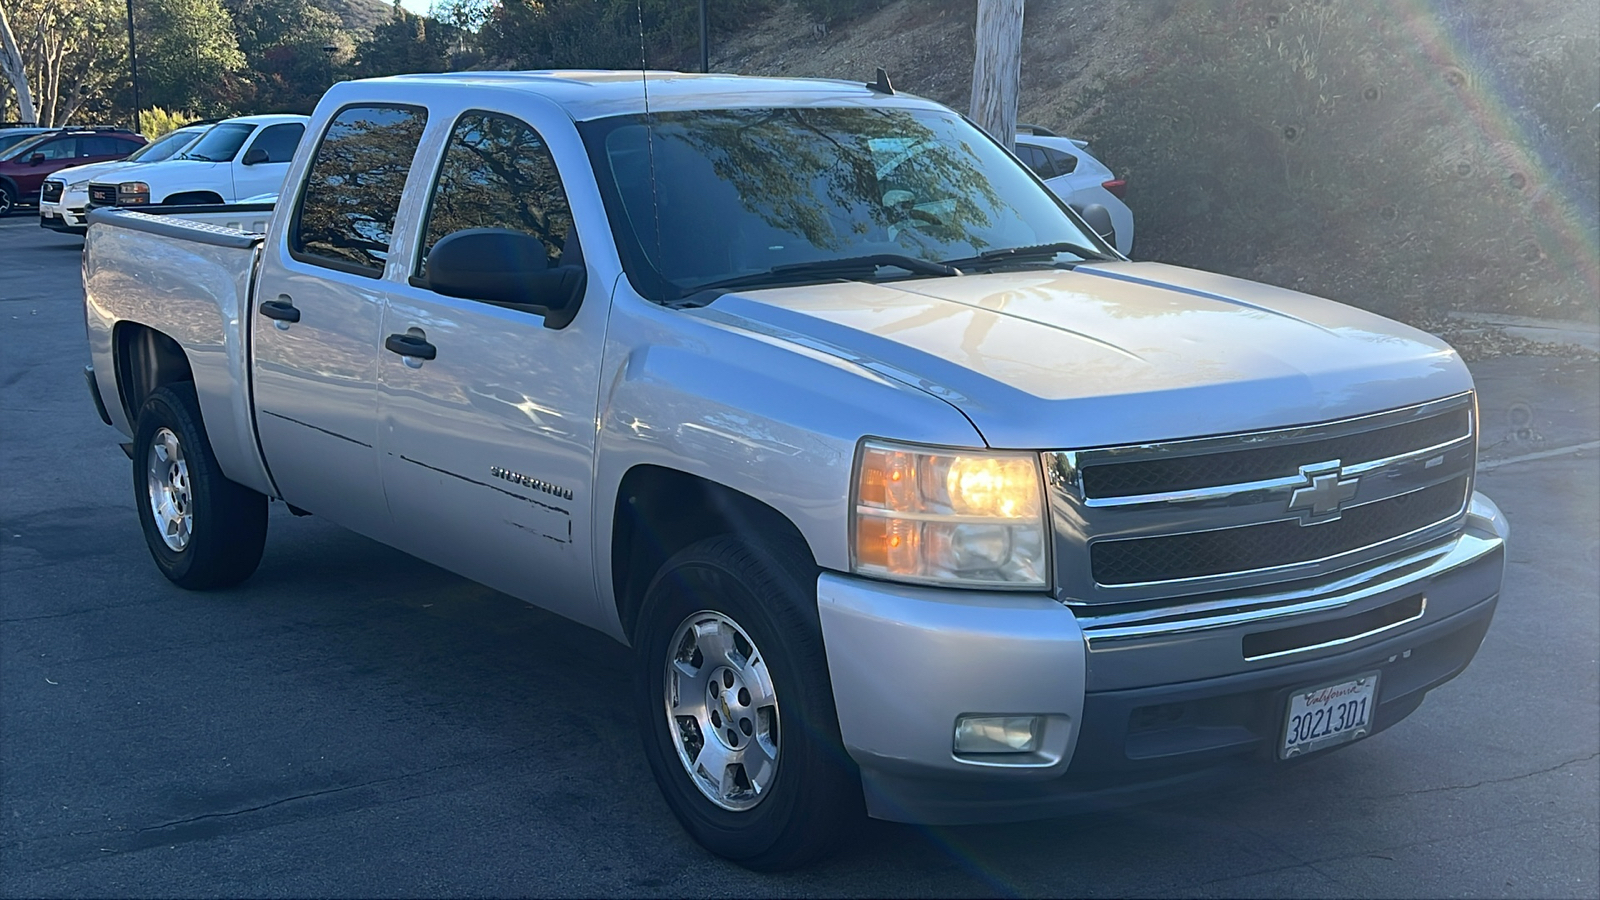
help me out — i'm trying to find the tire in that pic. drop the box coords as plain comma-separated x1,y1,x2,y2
635,536,863,870
133,382,267,589
0,183,15,216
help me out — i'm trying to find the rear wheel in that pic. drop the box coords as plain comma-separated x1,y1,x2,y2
634,536,862,870
133,383,267,588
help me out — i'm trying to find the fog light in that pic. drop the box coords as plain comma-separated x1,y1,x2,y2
953,715,1041,754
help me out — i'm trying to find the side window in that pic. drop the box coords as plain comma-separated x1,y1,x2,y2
417,111,575,275
1044,148,1079,176
81,137,125,157
33,138,77,160
246,123,305,163
1015,144,1047,175
291,105,427,276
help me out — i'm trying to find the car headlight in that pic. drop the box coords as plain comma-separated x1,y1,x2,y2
851,439,1049,589
116,182,150,205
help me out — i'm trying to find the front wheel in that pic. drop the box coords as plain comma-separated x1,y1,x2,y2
0,184,15,216
133,383,267,588
635,536,862,870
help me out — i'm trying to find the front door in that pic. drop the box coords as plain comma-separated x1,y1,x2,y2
376,102,608,624
251,104,430,542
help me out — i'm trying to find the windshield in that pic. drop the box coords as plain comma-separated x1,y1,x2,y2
0,131,57,162
180,123,254,162
579,106,1102,301
0,131,46,154
128,127,202,163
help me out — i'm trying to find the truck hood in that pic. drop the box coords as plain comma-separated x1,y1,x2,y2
91,159,221,186
49,158,138,186
692,261,1472,449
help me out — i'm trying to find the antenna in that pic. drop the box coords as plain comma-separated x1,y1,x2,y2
867,67,895,95
638,0,663,272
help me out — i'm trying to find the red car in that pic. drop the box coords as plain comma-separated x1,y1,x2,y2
0,127,146,215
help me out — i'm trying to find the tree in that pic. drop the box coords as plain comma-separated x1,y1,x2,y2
0,1,36,124
136,0,246,115
2,0,126,126
969,0,1023,147
354,3,452,78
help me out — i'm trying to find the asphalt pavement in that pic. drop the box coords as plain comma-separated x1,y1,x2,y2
2,213,1597,897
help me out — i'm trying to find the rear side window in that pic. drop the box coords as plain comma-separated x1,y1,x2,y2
291,105,428,276
30,138,77,160
1016,144,1048,175
246,123,305,163
417,111,574,275
1043,147,1078,176
81,136,131,156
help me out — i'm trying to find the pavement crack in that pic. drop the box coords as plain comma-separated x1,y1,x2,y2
1376,751,1598,799
131,742,540,835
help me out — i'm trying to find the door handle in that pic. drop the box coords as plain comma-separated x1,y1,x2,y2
384,332,437,361
259,298,301,323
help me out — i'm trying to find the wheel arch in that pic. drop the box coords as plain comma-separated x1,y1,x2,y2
610,464,815,644
161,190,226,205
112,321,194,427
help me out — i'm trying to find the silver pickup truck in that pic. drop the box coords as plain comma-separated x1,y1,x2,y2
82,72,1508,869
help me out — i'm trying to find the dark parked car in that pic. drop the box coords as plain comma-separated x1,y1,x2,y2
0,126,52,155
0,128,146,215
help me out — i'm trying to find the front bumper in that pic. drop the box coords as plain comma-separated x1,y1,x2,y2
40,198,88,234
816,492,1507,825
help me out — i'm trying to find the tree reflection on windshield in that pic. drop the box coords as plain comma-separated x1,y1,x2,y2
583,106,1090,301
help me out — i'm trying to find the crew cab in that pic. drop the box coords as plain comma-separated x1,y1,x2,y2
86,114,306,209
81,72,1507,870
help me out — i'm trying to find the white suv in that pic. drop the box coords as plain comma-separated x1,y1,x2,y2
40,123,211,234
86,114,307,209
1014,127,1134,256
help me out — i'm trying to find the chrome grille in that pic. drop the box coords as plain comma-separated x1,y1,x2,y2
1090,476,1468,585
1045,393,1476,604
40,180,63,203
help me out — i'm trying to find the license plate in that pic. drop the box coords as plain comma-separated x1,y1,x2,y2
1281,672,1379,758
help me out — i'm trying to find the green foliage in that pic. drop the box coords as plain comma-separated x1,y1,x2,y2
138,105,196,137
136,0,248,115
354,4,454,78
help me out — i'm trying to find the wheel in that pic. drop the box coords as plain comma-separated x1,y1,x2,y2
635,536,863,870
133,383,267,588
0,184,15,216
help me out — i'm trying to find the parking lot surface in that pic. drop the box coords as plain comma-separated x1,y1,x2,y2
2,214,1596,897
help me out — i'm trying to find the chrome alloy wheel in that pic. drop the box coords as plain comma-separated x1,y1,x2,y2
146,426,192,552
664,610,781,811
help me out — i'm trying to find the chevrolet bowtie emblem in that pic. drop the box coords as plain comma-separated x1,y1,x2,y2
1286,461,1360,524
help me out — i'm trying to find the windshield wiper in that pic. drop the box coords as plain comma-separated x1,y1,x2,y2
940,240,1114,271
678,253,961,298
181,153,213,161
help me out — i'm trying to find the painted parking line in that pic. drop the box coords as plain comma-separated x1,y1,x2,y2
1479,440,1600,471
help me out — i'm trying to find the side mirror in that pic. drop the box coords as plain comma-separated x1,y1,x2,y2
424,228,585,328
241,147,269,165
28,153,44,165
1070,202,1117,250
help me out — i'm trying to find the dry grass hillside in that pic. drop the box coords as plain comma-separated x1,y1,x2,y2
711,0,1600,331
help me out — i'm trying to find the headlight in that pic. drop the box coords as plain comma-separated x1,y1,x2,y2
851,439,1049,589
116,182,150,205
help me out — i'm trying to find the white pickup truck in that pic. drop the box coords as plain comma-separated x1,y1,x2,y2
82,72,1508,869
85,114,306,209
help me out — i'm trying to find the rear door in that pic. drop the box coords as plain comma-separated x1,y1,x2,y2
234,122,305,200
250,104,430,542
375,99,609,624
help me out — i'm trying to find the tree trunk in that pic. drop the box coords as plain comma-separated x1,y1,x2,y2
0,1,37,124
969,0,1024,148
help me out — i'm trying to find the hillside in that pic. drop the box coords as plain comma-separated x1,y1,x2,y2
712,0,1599,330
316,0,398,35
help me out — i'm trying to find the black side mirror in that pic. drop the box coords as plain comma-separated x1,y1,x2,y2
1070,202,1117,251
424,228,586,328
28,153,44,165
241,147,269,165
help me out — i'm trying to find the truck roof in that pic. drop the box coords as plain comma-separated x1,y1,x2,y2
358,70,942,122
